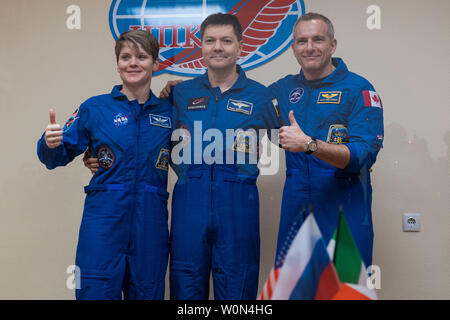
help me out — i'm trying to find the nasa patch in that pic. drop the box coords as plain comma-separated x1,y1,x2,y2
114,113,130,127
98,145,115,169
109,0,305,76
362,90,383,108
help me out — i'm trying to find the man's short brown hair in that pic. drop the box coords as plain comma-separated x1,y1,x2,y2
200,13,243,41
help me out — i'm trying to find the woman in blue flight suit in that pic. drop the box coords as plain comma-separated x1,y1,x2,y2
37,30,172,300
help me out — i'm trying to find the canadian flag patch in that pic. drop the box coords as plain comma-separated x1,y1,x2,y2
363,90,383,108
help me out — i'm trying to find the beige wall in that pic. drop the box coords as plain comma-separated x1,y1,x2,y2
0,0,448,299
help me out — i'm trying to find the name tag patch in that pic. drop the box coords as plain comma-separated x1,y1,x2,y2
318,91,342,104
227,99,253,115
149,114,171,128
233,130,257,154
187,97,209,111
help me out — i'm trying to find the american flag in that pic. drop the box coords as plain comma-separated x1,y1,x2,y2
259,209,306,300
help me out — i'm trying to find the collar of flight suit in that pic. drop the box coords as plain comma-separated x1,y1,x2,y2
297,57,349,89
111,84,160,109
199,64,248,93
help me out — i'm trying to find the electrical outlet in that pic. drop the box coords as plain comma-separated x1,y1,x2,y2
403,213,421,232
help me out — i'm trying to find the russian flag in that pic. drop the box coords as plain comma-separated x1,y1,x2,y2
260,213,341,300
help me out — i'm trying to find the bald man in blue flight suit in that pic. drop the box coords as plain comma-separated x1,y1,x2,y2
274,13,384,268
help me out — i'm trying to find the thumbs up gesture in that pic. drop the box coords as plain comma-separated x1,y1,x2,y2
279,110,310,152
45,109,63,149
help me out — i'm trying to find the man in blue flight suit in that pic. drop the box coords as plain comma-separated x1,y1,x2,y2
37,30,172,299
169,13,280,300
273,13,384,268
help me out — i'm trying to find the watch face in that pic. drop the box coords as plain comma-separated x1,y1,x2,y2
307,139,318,153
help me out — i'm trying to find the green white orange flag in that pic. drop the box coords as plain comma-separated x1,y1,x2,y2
328,211,378,300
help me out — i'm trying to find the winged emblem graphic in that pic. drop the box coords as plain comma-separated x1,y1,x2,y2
157,0,298,72
322,93,339,100
231,101,251,109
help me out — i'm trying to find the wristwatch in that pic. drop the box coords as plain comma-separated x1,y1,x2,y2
305,137,318,154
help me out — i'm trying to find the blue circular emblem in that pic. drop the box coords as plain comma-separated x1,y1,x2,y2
289,87,304,103
109,0,305,76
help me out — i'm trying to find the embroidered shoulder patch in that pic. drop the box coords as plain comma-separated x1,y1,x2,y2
362,90,383,108
63,109,79,131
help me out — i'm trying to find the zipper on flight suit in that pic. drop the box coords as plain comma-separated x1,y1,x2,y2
210,87,220,208
209,87,232,184
128,103,143,254
209,85,230,230
302,85,313,201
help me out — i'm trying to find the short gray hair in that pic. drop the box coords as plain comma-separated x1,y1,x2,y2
293,12,335,40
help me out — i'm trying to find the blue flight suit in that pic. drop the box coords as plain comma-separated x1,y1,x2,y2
169,66,281,300
270,58,384,267
37,85,172,299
